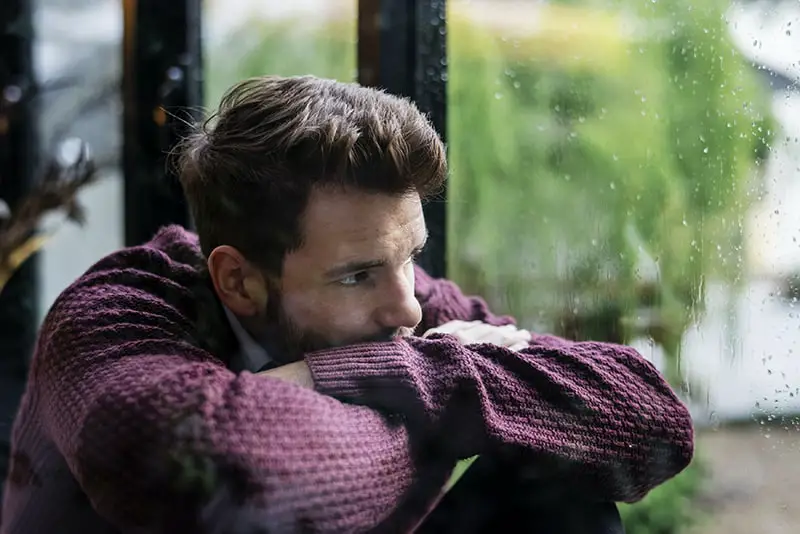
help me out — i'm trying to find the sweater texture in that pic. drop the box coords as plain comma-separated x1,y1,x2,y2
0,226,694,533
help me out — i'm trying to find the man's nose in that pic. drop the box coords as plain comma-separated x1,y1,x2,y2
375,275,423,332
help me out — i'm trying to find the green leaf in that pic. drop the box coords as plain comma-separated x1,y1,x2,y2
444,455,479,493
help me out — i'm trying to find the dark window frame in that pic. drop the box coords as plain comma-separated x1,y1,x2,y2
0,0,38,495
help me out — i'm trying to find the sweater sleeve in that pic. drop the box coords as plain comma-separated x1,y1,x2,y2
402,264,693,502
33,279,445,533
308,335,694,504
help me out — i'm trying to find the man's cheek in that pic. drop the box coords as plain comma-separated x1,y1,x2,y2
328,310,371,344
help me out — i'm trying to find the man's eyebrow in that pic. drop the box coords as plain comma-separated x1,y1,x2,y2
324,259,386,280
324,231,428,280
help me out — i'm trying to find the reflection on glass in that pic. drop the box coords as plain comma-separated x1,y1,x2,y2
448,0,798,533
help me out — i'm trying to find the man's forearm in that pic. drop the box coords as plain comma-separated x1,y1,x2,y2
306,334,693,503
37,311,443,533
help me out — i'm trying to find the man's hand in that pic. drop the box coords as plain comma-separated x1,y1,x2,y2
423,320,531,352
257,361,315,389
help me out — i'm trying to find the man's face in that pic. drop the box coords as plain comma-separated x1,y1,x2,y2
265,187,427,357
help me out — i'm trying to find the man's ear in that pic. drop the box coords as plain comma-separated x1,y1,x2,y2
207,245,268,316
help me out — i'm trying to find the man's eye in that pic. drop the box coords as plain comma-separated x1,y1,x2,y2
339,272,370,286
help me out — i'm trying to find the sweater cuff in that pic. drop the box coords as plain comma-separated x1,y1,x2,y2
306,341,412,400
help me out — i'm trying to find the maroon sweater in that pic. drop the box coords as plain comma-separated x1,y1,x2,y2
1,226,693,533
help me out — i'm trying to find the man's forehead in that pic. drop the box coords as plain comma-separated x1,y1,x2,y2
297,188,426,264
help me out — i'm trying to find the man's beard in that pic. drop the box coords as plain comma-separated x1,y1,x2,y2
262,290,414,364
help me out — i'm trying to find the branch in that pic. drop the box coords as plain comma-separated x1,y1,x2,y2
0,139,99,293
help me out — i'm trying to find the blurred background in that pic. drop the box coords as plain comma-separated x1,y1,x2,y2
2,0,799,532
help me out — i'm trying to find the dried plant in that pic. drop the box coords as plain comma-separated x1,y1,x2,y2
0,140,98,292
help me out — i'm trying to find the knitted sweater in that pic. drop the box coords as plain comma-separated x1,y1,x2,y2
1,226,694,534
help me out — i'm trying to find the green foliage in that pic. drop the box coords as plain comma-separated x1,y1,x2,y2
204,16,357,110
447,0,772,384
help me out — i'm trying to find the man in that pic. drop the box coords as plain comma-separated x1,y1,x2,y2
1,75,693,533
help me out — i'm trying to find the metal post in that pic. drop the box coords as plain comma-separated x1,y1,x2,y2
0,0,37,496
122,0,203,247
358,0,448,278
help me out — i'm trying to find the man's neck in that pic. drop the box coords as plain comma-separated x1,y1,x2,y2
222,308,274,372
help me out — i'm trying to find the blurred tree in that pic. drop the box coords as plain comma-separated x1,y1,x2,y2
445,0,773,387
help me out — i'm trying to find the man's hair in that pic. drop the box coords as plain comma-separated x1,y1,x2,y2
176,75,447,275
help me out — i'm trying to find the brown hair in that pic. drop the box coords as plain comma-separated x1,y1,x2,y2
176,75,447,275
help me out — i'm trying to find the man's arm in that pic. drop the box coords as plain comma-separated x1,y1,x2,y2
307,334,693,504
31,280,445,533
405,264,694,502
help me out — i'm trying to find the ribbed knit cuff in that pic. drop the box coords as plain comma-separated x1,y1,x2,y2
306,341,412,401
